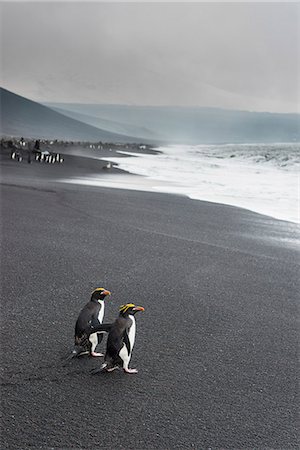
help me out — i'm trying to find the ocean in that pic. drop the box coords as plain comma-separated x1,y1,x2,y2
67,143,300,224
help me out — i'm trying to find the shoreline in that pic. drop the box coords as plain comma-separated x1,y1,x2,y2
1,141,298,225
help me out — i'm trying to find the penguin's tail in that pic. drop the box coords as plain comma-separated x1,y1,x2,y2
62,346,88,365
90,362,107,375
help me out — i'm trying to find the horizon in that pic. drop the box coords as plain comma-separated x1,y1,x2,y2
1,2,299,114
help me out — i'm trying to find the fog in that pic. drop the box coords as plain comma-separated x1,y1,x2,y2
1,1,299,112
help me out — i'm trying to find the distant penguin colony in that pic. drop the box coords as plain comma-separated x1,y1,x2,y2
73,287,111,357
90,303,144,374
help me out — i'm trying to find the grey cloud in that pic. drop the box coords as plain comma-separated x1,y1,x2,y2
1,1,298,112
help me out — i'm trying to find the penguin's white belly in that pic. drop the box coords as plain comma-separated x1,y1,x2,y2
97,301,104,324
89,302,104,350
128,315,136,350
119,315,136,368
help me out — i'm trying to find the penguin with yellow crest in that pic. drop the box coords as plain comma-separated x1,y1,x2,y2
91,303,144,374
73,287,111,357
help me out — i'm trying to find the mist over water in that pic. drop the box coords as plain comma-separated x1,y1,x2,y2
65,143,300,224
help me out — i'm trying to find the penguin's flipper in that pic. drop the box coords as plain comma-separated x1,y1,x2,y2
123,331,131,355
90,317,101,328
86,323,112,335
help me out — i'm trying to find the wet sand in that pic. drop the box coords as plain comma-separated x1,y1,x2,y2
1,145,299,449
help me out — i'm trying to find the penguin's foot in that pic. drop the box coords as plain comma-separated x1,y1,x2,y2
106,366,118,372
77,351,89,357
123,368,138,374
91,351,104,357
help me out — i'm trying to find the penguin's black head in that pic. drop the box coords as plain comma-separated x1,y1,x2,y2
91,287,111,302
119,303,145,317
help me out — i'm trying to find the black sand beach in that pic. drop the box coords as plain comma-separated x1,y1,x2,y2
1,145,299,449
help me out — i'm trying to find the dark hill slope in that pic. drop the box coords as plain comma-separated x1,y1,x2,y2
0,88,146,143
49,106,163,141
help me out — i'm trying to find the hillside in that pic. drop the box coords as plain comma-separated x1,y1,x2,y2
46,102,300,144
0,88,146,143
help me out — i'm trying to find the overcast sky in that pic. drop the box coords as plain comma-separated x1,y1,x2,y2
1,1,299,112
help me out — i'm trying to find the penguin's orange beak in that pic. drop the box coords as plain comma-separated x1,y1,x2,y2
103,290,111,296
133,306,144,312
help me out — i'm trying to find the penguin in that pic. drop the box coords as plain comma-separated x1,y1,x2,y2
73,287,111,357
91,303,144,374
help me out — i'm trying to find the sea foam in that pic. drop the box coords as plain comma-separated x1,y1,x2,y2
65,143,300,224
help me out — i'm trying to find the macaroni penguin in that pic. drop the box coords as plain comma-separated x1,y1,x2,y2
91,303,144,374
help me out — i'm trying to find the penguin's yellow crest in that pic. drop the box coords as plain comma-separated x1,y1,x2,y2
119,303,135,313
92,287,106,293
